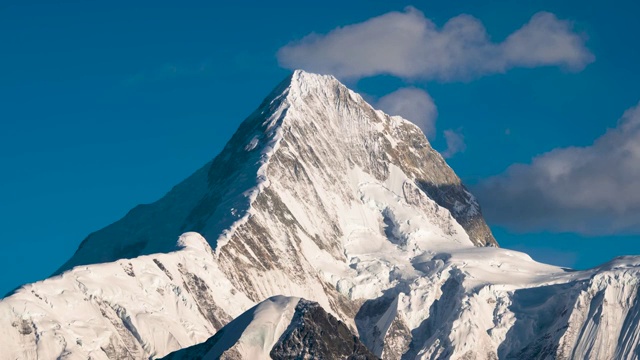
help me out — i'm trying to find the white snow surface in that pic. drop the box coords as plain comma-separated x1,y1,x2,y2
1,71,640,360
201,296,300,360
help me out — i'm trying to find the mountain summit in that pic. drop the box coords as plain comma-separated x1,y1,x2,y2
2,71,640,360
58,70,496,274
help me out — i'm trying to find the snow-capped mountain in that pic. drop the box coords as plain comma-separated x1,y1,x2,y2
1,70,639,360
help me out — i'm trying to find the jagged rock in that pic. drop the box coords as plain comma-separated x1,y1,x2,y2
270,299,379,360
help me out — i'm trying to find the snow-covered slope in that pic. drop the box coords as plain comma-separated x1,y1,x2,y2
1,70,639,360
0,233,256,359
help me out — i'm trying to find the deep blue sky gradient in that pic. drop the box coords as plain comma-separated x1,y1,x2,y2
1,0,639,295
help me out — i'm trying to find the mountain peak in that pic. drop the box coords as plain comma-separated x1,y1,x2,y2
284,70,370,116
290,69,339,87
288,69,359,99
57,70,496,274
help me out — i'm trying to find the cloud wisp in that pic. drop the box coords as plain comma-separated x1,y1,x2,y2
376,87,437,138
475,102,640,235
278,7,593,82
442,129,467,158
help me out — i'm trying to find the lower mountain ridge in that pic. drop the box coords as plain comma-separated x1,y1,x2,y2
162,296,379,360
1,71,639,360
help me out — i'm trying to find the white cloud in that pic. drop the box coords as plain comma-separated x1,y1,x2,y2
442,129,466,158
376,88,437,137
502,12,593,72
277,7,593,81
475,102,640,235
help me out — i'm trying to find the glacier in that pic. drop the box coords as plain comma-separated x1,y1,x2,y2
1,70,639,360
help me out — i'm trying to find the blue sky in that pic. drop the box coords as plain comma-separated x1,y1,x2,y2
1,0,639,295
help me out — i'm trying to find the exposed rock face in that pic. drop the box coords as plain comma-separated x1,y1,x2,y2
417,180,496,247
1,71,639,360
270,299,379,360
